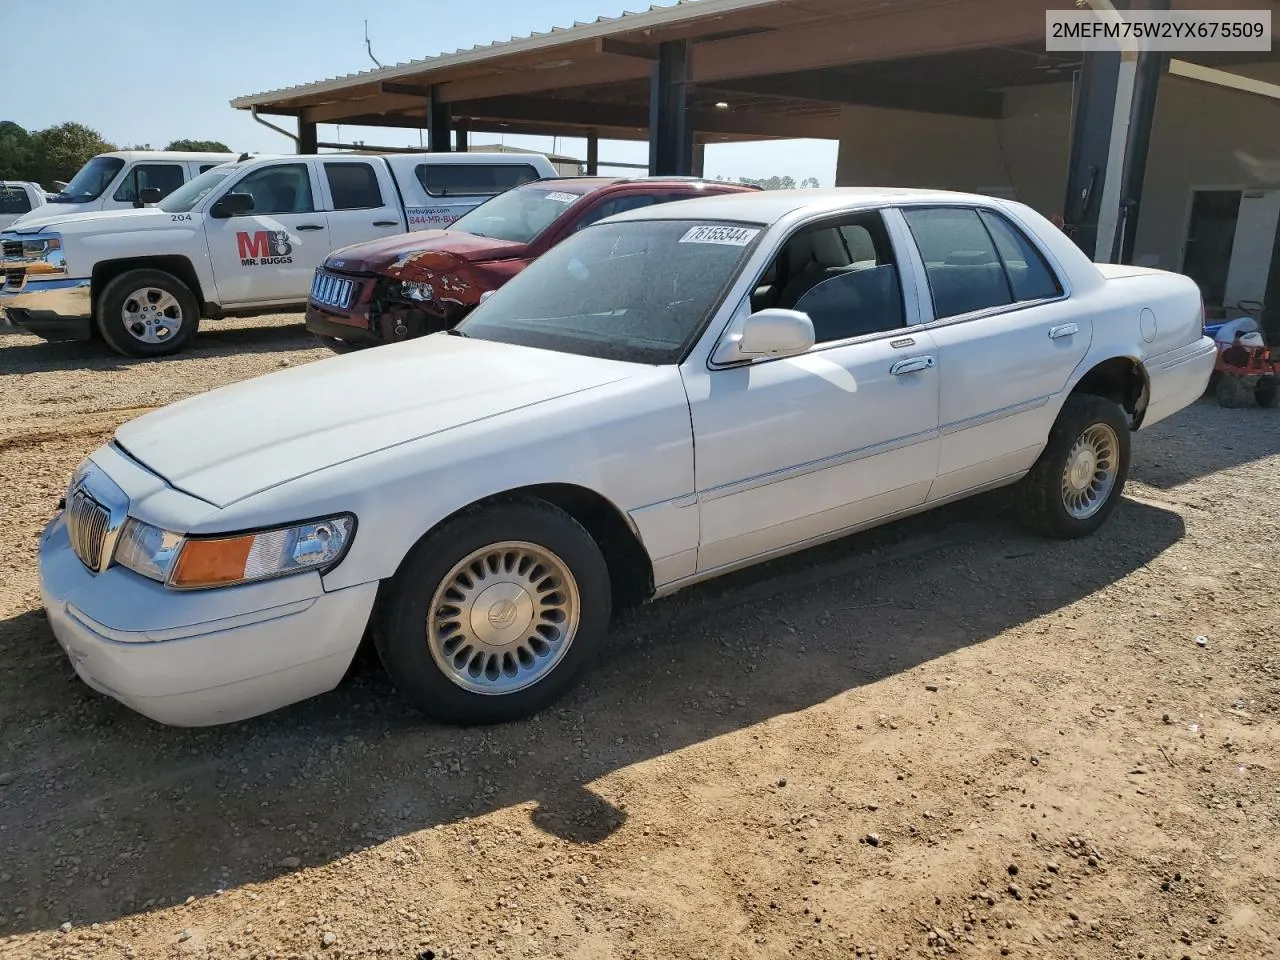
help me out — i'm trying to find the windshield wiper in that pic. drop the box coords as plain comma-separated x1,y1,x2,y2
446,327,468,338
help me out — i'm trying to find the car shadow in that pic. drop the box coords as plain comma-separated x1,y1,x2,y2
0,492,1185,935
0,319,321,375
1131,396,1280,490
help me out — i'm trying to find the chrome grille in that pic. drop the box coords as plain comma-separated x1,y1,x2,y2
1,240,21,259
310,270,355,310
3,268,24,289
67,489,111,571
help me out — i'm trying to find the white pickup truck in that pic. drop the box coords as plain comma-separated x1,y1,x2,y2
0,151,557,357
0,181,48,231
16,151,239,225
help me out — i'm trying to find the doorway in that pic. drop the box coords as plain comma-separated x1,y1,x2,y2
1182,190,1241,308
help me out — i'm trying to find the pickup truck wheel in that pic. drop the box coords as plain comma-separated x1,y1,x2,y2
1012,394,1131,539
97,269,199,358
376,499,611,724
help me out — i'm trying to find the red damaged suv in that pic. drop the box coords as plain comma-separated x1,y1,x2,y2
304,176,758,351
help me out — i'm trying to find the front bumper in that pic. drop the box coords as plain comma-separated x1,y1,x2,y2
305,302,382,348
39,513,378,727
0,277,93,340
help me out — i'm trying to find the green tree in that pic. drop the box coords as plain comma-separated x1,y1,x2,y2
0,122,34,181
165,138,232,152
29,122,116,188
738,175,799,191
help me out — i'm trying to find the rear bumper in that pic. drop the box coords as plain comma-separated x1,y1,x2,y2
1141,335,1218,429
0,277,93,340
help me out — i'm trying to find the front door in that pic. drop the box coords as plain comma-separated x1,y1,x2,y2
896,206,1091,502
684,211,941,573
205,159,332,304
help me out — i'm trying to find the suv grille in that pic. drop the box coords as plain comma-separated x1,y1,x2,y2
67,490,111,571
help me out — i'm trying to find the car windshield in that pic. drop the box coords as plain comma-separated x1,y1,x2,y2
448,184,587,244
159,167,234,213
457,219,764,364
53,156,125,202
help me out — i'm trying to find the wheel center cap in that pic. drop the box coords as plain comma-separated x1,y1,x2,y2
470,582,535,646
1068,447,1097,491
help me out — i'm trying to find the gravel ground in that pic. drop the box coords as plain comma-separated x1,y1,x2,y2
1,316,1278,960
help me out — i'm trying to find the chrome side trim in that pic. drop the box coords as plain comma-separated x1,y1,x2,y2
653,470,1028,599
1152,337,1216,371
699,427,939,503
940,394,1053,437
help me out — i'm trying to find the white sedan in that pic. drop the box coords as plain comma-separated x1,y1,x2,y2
39,189,1217,726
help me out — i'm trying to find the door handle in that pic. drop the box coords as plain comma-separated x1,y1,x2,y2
372,220,399,227
890,356,936,376
297,224,326,231
1049,322,1079,340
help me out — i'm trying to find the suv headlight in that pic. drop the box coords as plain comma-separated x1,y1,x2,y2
115,514,355,589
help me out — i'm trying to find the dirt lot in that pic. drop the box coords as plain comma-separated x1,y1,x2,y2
1,316,1278,960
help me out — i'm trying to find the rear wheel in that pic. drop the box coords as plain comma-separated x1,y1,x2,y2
96,269,199,358
1012,394,1131,539
375,499,611,724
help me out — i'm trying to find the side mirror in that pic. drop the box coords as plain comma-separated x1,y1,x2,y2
478,289,497,305
210,192,254,218
138,187,163,205
713,308,815,365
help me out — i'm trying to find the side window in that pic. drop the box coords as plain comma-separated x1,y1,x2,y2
756,212,906,343
113,163,185,202
573,193,657,232
902,207,1013,319
0,187,32,215
978,210,1063,302
227,163,315,215
415,163,541,198
324,162,384,210
198,164,220,174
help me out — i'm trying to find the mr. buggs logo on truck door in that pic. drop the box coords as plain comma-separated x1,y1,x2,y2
236,230,294,266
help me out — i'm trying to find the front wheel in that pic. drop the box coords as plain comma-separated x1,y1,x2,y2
375,499,611,724
96,269,200,358
1012,395,1132,539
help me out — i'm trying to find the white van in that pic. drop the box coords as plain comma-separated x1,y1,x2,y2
15,151,238,224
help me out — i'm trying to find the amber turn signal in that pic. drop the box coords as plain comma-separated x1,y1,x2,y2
171,535,256,588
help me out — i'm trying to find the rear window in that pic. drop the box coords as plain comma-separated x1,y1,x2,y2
415,163,541,198
0,187,32,215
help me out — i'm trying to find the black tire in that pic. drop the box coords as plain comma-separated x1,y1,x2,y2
1011,394,1132,539
376,498,611,724
96,269,200,358
1216,374,1252,408
1256,376,1278,409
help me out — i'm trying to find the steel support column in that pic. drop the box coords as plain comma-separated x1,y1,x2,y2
648,40,692,176
297,120,318,155
586,130,599,175
1114,17,1167,264
428,86,452,152
454,118,470,152
1063,50,1122,258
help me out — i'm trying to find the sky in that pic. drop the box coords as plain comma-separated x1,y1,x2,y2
7,0,837,184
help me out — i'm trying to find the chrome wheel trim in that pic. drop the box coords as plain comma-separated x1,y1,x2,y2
427,541,580,696
1060,422,1119,520
121,286,183,344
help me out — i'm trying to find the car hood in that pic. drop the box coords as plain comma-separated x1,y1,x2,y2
325,229,526,274
113,334,641,508
5,206,168,235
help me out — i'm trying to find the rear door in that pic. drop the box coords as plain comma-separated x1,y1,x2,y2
897,205,1090,501
317,159,405,254
205,159,333,304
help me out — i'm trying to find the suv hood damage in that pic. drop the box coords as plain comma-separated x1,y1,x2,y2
326,229,525,275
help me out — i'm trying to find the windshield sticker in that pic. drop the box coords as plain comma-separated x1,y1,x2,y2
679,225,760,246
408,206,461,228
545,191,578,204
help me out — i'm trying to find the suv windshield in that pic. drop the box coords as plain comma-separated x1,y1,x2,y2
458,219,763,364
53,156,125,202
449,184,587,244
159,167,234,213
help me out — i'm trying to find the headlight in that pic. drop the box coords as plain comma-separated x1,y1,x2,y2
114,514,355,589
400,280,433,302
22,237,60,258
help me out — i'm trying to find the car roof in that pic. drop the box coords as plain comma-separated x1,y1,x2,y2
99,151,239,162
605,186,1009,225
520,176,752,196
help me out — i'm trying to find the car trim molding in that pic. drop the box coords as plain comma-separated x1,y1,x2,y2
939,393,1054,436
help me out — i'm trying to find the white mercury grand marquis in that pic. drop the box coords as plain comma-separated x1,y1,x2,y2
39,189,1217,727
